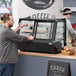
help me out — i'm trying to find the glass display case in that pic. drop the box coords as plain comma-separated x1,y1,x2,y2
18,18,66,54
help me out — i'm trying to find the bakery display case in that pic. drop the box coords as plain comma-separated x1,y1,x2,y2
18,18,66,54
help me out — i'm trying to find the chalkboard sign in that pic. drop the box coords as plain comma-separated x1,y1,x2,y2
47,60,71,76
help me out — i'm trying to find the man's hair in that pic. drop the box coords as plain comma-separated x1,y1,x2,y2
1,13,12,23
63,8,72,15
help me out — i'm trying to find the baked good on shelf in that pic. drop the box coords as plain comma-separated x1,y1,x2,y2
61,46,76,55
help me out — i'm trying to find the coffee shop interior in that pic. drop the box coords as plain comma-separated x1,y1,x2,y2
0,0,76,76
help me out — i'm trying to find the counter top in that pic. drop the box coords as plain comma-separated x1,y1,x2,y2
18,51,76,60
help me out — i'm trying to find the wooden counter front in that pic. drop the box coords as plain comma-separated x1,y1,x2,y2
18,51,76,60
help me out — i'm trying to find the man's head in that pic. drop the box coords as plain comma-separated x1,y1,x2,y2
1,13,14,28
63,8,72,18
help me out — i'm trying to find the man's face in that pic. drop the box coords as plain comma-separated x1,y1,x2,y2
67,14,72,19
7,16,14,28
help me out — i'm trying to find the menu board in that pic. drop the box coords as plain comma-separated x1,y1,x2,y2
47,60,71,76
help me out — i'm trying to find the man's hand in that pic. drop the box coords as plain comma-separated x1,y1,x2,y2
14,24,28,32
27,35,34,40
18,24,28,29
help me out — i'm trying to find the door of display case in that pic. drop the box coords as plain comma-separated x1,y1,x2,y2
33,19,57,43
55,18,66,47
19,18,35,36
34,20,56,40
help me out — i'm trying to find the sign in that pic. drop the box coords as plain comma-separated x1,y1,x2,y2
12,0,63,19
22,0,55,10
47,60,71,76
12,0,63,29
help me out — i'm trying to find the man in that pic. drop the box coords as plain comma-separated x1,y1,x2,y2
0,13,34,76
63,8,76,46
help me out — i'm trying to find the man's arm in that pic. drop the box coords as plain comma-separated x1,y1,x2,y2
6,29,34,42
14,24,28,32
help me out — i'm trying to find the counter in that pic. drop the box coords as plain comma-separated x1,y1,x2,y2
18,51,76,59
14,51,76,76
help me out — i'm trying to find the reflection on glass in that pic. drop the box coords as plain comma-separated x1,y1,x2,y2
56,22,64,40
36,22,54,39
55,21,65,47
19,20,34,36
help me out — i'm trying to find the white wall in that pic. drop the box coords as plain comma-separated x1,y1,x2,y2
12,0,63,29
